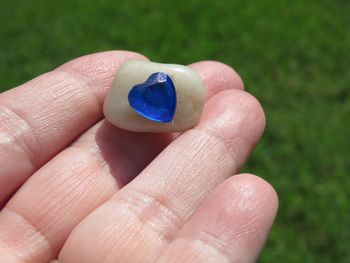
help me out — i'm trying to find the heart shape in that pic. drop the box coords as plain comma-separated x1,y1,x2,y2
128,72,177,123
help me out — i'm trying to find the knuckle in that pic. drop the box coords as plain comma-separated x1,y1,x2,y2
116,187,183,240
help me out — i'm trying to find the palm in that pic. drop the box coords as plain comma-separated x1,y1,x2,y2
0,51,277,263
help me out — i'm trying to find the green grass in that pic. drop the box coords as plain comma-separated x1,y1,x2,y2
1,0,349,261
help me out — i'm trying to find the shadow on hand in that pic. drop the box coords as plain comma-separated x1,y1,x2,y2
94,120,173,188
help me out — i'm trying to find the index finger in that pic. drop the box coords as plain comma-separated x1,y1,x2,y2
0,51,147,205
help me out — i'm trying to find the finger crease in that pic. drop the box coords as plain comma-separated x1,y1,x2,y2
53,69,103,111
116,187,184,241
0,104,42,170
191,128,238,171
181,237,231,262
2,207,53,262
114,140,143,175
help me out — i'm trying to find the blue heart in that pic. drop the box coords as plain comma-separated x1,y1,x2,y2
128,72,177,123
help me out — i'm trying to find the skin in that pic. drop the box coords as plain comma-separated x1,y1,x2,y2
0,51,278,263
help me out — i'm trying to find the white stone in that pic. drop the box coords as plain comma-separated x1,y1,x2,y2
103,60,205,132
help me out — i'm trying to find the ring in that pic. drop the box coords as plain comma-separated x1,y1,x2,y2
103,60,205,132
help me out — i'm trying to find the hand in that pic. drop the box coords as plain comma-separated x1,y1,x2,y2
0,51,278,263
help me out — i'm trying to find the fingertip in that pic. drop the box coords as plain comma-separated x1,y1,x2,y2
217,173,279,257
200,173,278,261
204,89,266,133
225,173,279,214
189,60,244,101
197,89,266,168
165,173,278,262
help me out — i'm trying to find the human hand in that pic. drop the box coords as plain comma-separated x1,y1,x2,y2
0,51,278,263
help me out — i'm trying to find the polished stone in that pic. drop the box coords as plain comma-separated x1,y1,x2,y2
104,60,205,132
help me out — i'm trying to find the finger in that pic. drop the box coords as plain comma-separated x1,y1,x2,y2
0,51,147,205
0,61,242,263
59,89,265,263
190,60,244,96
156,174,278,263
189,60,244,101
170,61,244,139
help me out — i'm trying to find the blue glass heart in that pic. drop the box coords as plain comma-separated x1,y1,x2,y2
128,72,177,123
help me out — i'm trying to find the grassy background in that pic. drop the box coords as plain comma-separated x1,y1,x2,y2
1,0,349,261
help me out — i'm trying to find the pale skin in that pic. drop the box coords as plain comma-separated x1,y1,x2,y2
0,51,278,263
